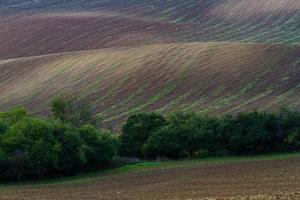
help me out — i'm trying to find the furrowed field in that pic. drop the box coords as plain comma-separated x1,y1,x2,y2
0,43,299,129
1,154,300,200
0,0,300,199
0,0,300,129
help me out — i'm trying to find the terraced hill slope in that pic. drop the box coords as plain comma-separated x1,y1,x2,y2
0,0,300,129
1,43,299,129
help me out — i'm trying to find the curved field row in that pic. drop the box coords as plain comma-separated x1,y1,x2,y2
1,0,300,59
112,0,300,44
1,43,299,129
0,12,182,59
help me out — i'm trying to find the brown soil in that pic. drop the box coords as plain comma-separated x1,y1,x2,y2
0,43,299,130
1,0,300,59
0,12,183,59
1,158,300,200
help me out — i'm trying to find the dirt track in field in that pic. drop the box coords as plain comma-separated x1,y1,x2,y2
1,158,300,200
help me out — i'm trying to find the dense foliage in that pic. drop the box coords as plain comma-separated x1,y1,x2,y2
120,113,166,158
51,95,99,127
0,107,119,181
1,98,300,182
122,109,300,159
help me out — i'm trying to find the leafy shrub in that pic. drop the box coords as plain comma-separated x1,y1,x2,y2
52,121,86,173
120,113,166,158
220,112,280,155
0,120,9,135
0,107,27,125
144,112,209,159
286,128,300,150
143,123,191,159
0,118,59,180
79,125,119,166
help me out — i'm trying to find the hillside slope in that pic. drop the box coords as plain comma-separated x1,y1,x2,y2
1,0,300,59
0,12,181,59
1,43,299,129
1,0,300,129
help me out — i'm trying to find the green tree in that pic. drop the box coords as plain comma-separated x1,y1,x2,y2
220,112,279,155
143,124,190,159
52,122,86,173
79,125,119,166
286,128,300,150
120,113,166,158
144,112,215,159
0,120,9,135
0,107,27,125
51,95,99,128
1,118,59,180
0,107,119,181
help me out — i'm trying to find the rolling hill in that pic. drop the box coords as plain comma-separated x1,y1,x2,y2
0,0,300,129
1,43,299,129
1,0,300,59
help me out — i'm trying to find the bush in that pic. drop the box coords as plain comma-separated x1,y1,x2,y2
0,118,59,180
52,122,86,173
143,124,191,159
143,112,223,159
120,113,166,158
144,112,204,159
185,114,225,156
79,125,119,166
0,120,9,135
286,128,300,150
0,148,8,177
0,107,27,125
220,112,280,154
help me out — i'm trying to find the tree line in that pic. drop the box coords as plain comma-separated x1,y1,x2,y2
120,109,300,159
0,95,299,181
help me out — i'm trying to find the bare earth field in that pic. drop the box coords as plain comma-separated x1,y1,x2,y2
1,155,300,200
1,0,300,59
1,43,299,129
0,0,300,129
